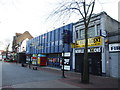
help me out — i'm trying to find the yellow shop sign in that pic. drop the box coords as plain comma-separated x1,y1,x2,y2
75,36,102,48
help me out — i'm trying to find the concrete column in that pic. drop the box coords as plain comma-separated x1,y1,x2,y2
72,48,75,70
101,37,106,74
100,15,106,74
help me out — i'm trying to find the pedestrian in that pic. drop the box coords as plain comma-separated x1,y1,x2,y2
28,59,32,69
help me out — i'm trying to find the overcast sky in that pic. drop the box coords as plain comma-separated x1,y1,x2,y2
0,0,119,50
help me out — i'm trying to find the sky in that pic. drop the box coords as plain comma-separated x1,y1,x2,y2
0,0,119,50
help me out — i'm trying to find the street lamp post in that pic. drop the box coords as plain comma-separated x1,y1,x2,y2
61,28,69,78
62,41,66,78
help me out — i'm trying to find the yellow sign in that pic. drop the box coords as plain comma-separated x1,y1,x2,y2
38,58,40,64
75,36,102,48
71,43,76,48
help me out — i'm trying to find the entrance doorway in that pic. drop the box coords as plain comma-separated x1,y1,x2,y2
75,53,102,76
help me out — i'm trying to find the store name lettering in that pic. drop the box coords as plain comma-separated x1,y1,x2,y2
75,47,101,53
76,36,102,48
111,46,120,51
109,43,120,52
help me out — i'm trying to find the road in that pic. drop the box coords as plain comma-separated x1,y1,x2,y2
1,61,80,88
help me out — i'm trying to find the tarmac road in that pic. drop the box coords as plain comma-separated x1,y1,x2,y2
1,61,80,88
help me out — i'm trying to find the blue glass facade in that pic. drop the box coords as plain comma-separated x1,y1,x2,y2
26,23,73,69
26,23,73,54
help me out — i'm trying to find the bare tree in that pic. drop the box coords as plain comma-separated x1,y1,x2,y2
5,43,10,59
49,0,95,83
1,39,11,59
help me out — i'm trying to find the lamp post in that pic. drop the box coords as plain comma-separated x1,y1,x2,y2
62,40,66,78
61,28,69,78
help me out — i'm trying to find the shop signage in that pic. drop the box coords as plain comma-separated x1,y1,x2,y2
75,36,102,48
109,43,120,52
100,30,107,37
62,65,70,70
75,47,101,53
62,52,70,57
71,43,76,48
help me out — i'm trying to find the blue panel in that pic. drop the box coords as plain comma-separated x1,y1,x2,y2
55,46,58,53
64,44,69,52
53,29,59,52
41,34,45,53
41,35,43,53
43,34,45,53
51,47,54,53
35,37,37,54
59,27,63,40
55,29,59,41
51,30,55,42
37,36,40,54
59,45,63,53
33,38,36,54
36,36,39,54
43,33,46,53
47,31,51,53
48,47,50,53
50,31,55,53
38,35,41,53
46,33,48,53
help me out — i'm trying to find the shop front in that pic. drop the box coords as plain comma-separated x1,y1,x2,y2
73,36,103,76
47,53,71,70
75,47,102,76
47,54,62,68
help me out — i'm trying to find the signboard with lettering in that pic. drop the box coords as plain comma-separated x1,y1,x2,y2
75,47,101,53
75,36,102,48
63,52,70,57
109,43,120,52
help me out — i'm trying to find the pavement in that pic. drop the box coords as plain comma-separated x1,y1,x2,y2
36,66,119,89
18,63,119,89
2,62,120,89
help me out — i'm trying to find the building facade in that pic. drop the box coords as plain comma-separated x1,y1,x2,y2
26,23,73,69
72,12,120,78
26,12,119,78
12,31,33,63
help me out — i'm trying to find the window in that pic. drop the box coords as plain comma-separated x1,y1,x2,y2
88,26,95,38
76,30,79,39
75,26,96,39
97,24,100,36
80,29,85,39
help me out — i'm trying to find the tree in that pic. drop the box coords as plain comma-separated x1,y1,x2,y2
5,43,10,59
0,39,11,59
49,0,95,83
